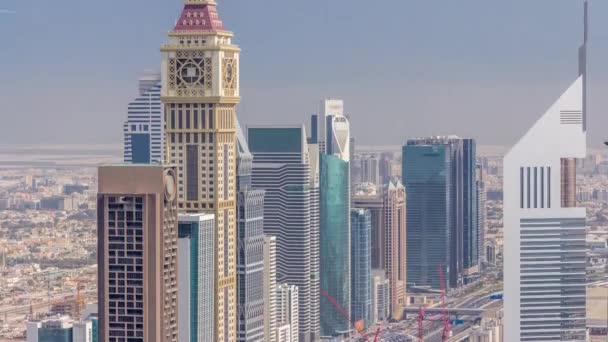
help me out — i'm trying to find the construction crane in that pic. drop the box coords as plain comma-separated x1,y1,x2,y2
438,264,451,341
417,265,452,342
320,289,381,342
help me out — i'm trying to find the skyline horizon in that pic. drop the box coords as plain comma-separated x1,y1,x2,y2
1,0,607,148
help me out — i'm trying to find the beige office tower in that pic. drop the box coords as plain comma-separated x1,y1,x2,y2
383,180,406,320
97,165,179,342
161,0,240,340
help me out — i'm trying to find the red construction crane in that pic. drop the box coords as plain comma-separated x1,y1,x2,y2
438,264,451,342
320,289,381,341
417,265,452,342
417,306,425,342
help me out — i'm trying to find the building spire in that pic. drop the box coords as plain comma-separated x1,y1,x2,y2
579,0,588,130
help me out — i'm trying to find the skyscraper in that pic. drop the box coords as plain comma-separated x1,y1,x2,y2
476,164,486,264
264,236,277,342
249,125,319,341
351,209,372,329
402,136,477,289
312,99,351,338
503,2,588,341
383,179,407,320
370,269,390,324
97,165,178,341
123,71,164,164
236,122,266,342
360,156,380,185
161,1,240,339
353,193,384,270
462,139,480,283
177,213,215,342
276,284,299,342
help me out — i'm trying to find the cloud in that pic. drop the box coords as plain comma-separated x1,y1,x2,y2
0,9,16,14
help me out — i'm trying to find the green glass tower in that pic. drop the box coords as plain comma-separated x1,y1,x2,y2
320,154,351,337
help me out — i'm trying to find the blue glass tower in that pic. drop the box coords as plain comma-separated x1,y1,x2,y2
350,208,372,329
402,137,477,289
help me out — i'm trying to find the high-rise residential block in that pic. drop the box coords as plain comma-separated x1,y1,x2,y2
97,165,178,341
177,213,215,342
371,269,390,324
161,0,240,339
123,71,164,164
249,125,320,341
351,209,372,329
264,236,278,342
402,136,477,289
383,179,406,320
503,2,588,341
236,122,266,342
276,284,299,342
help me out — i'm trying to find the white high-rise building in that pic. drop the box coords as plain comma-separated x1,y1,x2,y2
123,71,164,164
503,2,588,341
264,236,278,342
276,284,299,342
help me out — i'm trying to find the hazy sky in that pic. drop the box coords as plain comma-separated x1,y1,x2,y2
1,0,607,147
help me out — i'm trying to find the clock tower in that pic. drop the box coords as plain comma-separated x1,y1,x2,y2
161,0,239,340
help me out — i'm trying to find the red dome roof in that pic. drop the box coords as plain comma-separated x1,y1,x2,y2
173,3,225,32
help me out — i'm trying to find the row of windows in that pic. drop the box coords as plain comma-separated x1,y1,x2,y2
168,108,214,130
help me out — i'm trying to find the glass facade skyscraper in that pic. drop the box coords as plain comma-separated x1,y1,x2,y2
402,137,477,289
311,99,351,338
177,214,215,342
350,209,372,329
319,154,350,337
249,125,320,342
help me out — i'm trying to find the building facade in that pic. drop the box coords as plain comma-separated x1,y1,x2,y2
123,71,164,164
236,122,266,342
371,269,390,324
503,2,588,341
177,213,215,342
160,0,240,339
351,209,372,329
311,99,351,338
276,284,299,342
249,125,320,341
353,194,384,270
402,136,477,289
97,165,178,341
264,236,277,342
360,156,380,185
383,180,407,320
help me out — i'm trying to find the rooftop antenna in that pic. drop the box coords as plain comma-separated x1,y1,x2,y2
580,0,588,131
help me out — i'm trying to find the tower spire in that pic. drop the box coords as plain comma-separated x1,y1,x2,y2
579,0,588,130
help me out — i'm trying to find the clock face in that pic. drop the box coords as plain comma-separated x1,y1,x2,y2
180,62,202,84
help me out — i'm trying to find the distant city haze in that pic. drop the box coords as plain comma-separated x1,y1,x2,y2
1,0,607,147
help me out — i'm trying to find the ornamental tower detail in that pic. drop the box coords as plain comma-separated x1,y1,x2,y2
161,0,239,340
